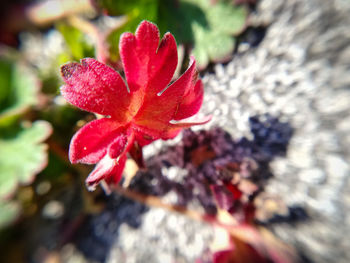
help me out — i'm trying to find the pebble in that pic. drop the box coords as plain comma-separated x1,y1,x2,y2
299,168,326,184
336,116,350,131
42,200,64,219
316,90,350,114
325,155,349,179
35,181,51,195
161,166,188,182
316,131,339,152
288,146,314,168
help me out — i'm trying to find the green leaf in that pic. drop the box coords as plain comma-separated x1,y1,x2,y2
158,0,207,43
0,121,52,199
102,0,159,62
161,0,247,69
0,59,40,126
96,0,159,16
0,200,19,229
192,0,246,68
0,60,12,107
56,22,94,61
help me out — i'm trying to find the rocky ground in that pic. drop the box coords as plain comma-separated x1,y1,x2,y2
205,0,350,262
16,0,350,262
205,1,350,262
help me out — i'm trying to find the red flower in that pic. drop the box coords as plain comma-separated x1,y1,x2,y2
60,21,211,190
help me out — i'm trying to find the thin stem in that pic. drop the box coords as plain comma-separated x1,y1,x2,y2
113,186,250,233
67,15,99,39
66,16,109,64
47,139,90,175
114,185,207,222
47,139,69,163
27,0,93,26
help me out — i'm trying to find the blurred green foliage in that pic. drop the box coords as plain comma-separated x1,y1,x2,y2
104,0,159,62
56,21,95,61
0,201,19,229
182,0,246,68
0,121,51,228
0,121,52,199
0,52,52,228
0,58,39,126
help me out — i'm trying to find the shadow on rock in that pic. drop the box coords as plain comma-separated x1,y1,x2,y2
130,114,306,223
73,194,148,262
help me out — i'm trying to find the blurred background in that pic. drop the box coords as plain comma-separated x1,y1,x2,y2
0,0,349,263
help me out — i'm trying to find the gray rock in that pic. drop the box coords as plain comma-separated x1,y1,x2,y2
325,155,349,179
299,168,326,185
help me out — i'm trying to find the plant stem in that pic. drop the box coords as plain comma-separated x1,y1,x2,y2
114,185,207,222
67,16,109,64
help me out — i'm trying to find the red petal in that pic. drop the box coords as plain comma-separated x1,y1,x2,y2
212,249,235,263
107,133,128,159
69,118,126,164
61,58,131,122
211,185,237,211
225,183,243,200
86,153,127,191
161,128,182,140
106,154,128,185
173,79,204,120
169,115,212,129
149,32,178,94
132,124,182,147
132,125,157,147
119,21,178,94
134,58,199,134
108,127,135,158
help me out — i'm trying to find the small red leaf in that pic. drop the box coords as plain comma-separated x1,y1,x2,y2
211,185,237,211
86,153,127,191
132,124,182,146
134,58,200,132
169,114,212,128
119,21,177,94
61,58,131,122
69,118,126,164
225,183,243,200
174,79,204,120
106,154,128,185
212,248,235,263
152,32,178,92
107,133,128,159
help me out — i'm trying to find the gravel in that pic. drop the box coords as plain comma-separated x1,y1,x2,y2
197,0,350,262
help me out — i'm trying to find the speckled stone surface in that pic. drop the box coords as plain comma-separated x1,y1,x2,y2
203,1,350,262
